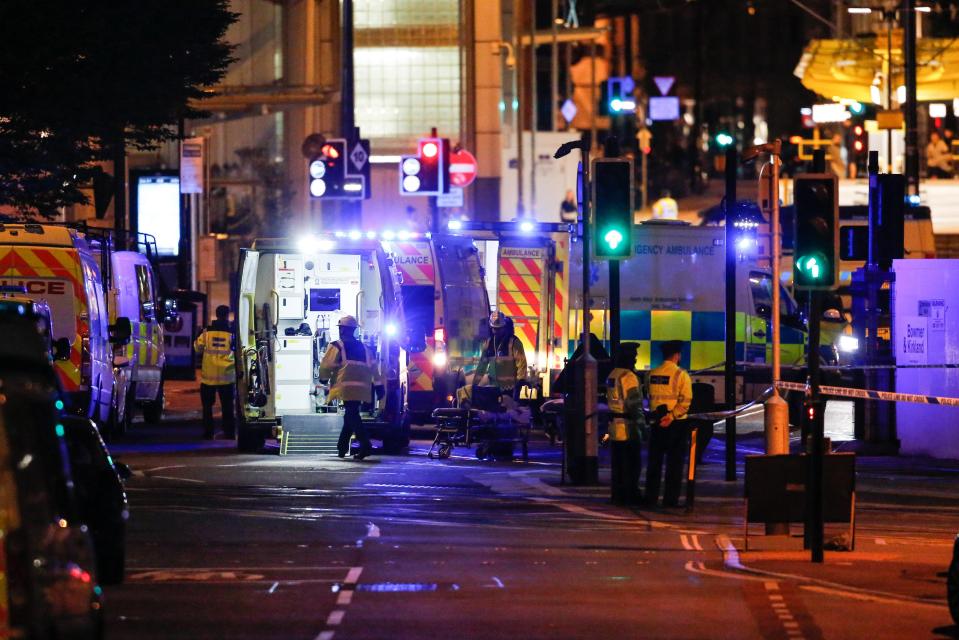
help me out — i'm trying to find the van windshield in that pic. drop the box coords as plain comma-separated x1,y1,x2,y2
0,277,77,341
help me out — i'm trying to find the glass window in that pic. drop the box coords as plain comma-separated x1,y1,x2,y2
402,285,435,352
135,264,154,320
749,271,799,320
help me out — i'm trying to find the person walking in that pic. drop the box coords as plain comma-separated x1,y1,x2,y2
319,316,375,459
606,343,644,505
194,304,236,439
644,340,693,508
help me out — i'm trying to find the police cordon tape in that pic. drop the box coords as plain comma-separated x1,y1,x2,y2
692,361,959,375
774,380,959,407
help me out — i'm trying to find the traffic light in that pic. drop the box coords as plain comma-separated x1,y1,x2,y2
869,173,905,269
852,123,866,154
793,174,838,290
607,76,636,113
399,137,450,196
715,132,734,148
592,158,634,260
308,139,346,199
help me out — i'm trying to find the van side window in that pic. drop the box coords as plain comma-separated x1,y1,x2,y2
749,271,800,322
135,265,154,321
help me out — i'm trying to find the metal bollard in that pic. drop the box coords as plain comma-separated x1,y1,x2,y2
764,390,790,534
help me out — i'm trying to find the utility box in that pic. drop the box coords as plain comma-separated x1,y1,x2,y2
893,259,959,459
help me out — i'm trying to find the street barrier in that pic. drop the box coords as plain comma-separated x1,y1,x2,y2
775,380,959,407
744,452,856,551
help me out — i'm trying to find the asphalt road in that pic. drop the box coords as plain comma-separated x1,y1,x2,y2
102,414,959,640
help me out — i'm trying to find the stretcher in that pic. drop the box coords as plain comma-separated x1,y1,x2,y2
428,386,531,461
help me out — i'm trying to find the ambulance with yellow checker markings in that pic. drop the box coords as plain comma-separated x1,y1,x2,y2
386,234,490,422
568,220,808,404
0,223,132,430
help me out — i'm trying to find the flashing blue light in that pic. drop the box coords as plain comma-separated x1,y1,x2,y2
448,220,463,230
519,220,535,232
384,323,398,337
55,399,64,411
737,237,755,250
906,193,921,207
55,423,64,437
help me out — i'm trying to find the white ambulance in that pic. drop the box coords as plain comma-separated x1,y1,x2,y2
235,233,407,453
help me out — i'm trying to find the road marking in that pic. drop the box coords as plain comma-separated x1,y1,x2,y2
366,522,380,538
874,538,887,545
315,632,335,640
683,560,768,582
152,475,206,484
799,584,948,610
680,534,693,550
716,534,746,570
326,610,345,625
336,591,353,605
345,567,363,584
691,534,703,551
268,582,279,594
143,465,185,472
491,576,504,588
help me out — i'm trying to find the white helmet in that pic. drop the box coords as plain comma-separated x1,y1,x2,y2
338,315,359,328
823,309,842,321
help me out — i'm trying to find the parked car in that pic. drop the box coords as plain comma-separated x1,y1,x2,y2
0,304,103,638
61,416,129,585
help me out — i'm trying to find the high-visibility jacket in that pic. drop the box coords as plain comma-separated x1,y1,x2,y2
194,323,236,385
647,360,692,422
606,367,643,441
651,197,679,220
475,335,527,391
319,338,374,403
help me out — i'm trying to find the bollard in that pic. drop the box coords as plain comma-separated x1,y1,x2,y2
764,390,790,534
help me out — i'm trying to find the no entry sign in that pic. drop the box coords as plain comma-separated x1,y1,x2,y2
449,149,478,188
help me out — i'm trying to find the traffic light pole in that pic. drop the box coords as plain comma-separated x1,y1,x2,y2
340,0,361,227
724,146,737,482
807,290,825,564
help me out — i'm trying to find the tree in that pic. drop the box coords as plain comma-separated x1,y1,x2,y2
0,1,236,217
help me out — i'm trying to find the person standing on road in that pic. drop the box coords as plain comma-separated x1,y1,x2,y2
606,343,645,505
194,304,236,440
319,316,375,459
473,312,527,398
926,131,953,178
644,340,693,508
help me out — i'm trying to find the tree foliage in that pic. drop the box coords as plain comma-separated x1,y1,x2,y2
0,1,236,216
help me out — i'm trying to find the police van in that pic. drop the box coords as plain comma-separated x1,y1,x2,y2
386,234,490,421
0,224,132,431
569,220,808,404
235,233,407,453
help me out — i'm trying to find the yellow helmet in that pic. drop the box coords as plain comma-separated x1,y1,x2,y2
338,315,359,328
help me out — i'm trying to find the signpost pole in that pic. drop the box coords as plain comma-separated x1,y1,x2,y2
724,145,738,482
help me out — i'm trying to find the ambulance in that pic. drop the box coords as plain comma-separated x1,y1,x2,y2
0,223,131,430
386,233,490,421
568,220,808,404
235,232,407,453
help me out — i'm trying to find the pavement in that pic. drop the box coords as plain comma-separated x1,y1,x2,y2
99,380,959,639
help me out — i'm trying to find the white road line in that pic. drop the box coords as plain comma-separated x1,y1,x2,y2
152,475,206,484
691,534,703,551
336,591,353,605
143,465,185,473
764,581,779,591
326,610,345,626
267,582,279,594
799,584,948,610
491,576,504,588
315,631,335,640
680,534,693,550
683,560,768,582
345,567,363,585
875,538,887,545
716,534,746,570
366,522,380,538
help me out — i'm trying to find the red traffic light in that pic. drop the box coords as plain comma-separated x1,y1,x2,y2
320,143,340,159
853,125,864,136
807,405,816,420
422,141,439,159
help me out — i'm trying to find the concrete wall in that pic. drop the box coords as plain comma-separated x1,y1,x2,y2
893,258,959,459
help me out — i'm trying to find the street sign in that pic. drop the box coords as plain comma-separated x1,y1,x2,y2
180,137,204,194
350,141,368,172
653,76,675,96
448,149,478,188
649,97,680,121
877,110,904,130
437,187,464,208
561,99,578,124
348,138,371,199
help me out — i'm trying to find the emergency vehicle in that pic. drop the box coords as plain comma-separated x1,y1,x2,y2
568,220,808,404
0,223,131,430
235,232,407,453
386,234,490,421
110,248,167,423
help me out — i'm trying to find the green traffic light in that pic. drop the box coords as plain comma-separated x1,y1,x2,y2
603,228,624,250
797,253,828,281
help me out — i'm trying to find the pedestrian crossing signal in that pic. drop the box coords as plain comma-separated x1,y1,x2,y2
592,159,634,260
793,174,838,290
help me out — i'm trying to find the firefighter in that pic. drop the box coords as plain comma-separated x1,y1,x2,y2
606,343,644,505
319,316,375,459
644,340,693,508
473,311,527,398
194,304,236,440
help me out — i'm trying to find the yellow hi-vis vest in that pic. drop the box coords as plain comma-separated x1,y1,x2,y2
647,360,693,422
606,367,642,441
194,328,236,385
319,339,374,403
476,335,527,391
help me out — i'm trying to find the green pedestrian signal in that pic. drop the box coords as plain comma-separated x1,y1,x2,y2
793,174,838,290
592,158,634,260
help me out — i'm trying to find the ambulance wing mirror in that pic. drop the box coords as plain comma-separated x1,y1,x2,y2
110,317,132,345
53,338,71,361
